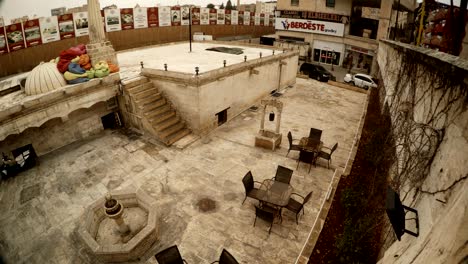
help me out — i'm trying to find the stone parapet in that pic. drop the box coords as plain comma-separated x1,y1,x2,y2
86,41,118,66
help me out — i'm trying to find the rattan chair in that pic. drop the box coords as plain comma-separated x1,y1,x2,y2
254,205,278,234
287,131,301,157
274,165,293,184
155,245,187,264
308,128,322,141
296,149,316,172
210,249,239,264
242,171,264,204
285,191,313,224
317,143,338,169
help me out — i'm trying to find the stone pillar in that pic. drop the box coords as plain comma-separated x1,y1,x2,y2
377,0,393,40
86,0,118,67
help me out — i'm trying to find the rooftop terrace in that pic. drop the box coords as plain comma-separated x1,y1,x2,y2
0,78,366,263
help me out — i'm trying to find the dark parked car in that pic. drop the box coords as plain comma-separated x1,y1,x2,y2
299,63,335,82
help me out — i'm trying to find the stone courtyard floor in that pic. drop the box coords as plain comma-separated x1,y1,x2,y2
0,78,367,264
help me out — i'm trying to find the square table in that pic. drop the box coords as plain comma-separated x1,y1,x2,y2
258,179,293,207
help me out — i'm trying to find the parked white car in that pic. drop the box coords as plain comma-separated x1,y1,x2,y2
344,73,378,90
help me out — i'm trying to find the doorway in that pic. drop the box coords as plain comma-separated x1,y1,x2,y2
101,112,121,129
216,108,229,126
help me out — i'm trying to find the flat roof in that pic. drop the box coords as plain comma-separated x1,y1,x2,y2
117,42,282,78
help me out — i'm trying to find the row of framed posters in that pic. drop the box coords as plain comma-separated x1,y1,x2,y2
0,7,274,54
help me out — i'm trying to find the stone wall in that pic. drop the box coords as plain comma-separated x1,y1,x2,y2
0,25,274,78
0,101,111,156
376,40,468,264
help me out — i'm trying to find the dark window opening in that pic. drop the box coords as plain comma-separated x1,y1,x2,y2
101,112,121,129
216,109,228,126
326,0,335,7
291,0,299,6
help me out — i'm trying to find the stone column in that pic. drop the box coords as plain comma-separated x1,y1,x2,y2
377,0,393,40
85,0,118,67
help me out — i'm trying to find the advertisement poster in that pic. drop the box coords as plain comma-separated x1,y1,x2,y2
244,11,250,25
260,13,265,26
269,14,274,27
105,8,122,32
171,6,181,26
251,12,256,25
6,23,25,51
217,9,225,25
181,6,190,26
147,7,159,27
158,6,171,27
134,7,148,28
73,12,89,36
0,26,9,54
231,10,238,25
238,11,244,25
209,9,217,25
58,14,75,39
224,10,231,25
39,16,60,43
120,8,134,30
200,8,209,25
191,8,200,25
23,19,42,47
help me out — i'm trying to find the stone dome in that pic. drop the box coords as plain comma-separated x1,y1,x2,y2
25,62,66,96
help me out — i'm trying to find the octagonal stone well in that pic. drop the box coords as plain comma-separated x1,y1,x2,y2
78,188,158,263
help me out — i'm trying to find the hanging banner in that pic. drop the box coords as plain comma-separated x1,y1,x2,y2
244,11,250,25
23,19,42,47
159,6,171,27
181,6,190,26
238,11,244,25
231,10,238,25
120,8,134,30
251,12,257,26
269,14,274,27
0,26,9,54
209,9,217,25
105,8,122,32
192,8,200,25
200,8,209,25
260,13,265,26
275,17,345,37
134,7,148,28
6,23,25,51
225,10,231,25
147,7,159,27
58,14,75,39
39,16,60,43
73,12,89,36
217,9,225,25
171,6,181,26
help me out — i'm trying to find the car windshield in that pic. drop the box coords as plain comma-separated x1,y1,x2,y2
316,66,326,71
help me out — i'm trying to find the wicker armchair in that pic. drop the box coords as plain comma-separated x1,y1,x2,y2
317,143,338,169
285,191,313,224
155,245,188,264
287,131,301,157
308,128,322,141
254,205,279,234
242,171,264,204
296,149,316,173
210,249,239,264
273,165,293,184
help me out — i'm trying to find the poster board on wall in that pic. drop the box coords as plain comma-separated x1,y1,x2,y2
251,12,256,26
23,19,42,47
148,7,159,27
6,23,25,52
217,9,225,25
209,9,217,25
238,11,244,25
244,11,250,25
134,7,148,28
39,16,60,43
105,8,122,32
260,13,265,26
159,7,171,27
192,8,200,25
200,8,209,25
58,14,75,39
181,6,190,26
231,10,238,25
73,12,89,36
225,10,231,25
120,8,134,30
171,6,181,26
0,26,9,54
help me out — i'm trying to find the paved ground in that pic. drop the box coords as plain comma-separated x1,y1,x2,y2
0,78,366,264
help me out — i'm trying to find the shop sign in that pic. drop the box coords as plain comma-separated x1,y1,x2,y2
275,17,344,37
278,10,348,24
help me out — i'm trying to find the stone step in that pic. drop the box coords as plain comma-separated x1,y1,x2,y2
159,122,185,139
127,82,154,94
135,92,162,106
133,87,159,100
164,128,191,146
155,116,180,132
140,98,166,112
122,77,149,90
144,105,172,119
149,111,175,125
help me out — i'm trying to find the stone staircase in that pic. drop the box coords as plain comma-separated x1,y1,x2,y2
123,77,190,146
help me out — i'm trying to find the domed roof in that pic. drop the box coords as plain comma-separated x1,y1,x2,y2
25,62,66,96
